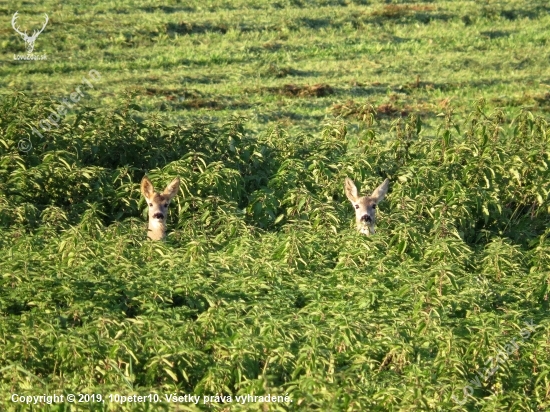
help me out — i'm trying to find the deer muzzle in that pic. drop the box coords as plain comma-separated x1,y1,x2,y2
360,214,372,223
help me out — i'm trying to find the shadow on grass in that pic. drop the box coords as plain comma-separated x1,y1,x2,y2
164,22,229,37
139,5,196,13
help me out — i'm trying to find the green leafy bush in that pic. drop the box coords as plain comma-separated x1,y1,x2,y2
0,94,549,411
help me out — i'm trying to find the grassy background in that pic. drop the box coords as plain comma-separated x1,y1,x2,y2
2,0,550,133
1,0,550,411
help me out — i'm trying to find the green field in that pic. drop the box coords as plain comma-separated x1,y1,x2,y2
1,0,550,410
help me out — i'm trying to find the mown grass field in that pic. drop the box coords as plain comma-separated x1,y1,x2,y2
1,0,550,411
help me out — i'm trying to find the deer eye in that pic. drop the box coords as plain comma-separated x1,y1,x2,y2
372,204,377,209
149,203,153,207
354,205,359,209
164,203,168,207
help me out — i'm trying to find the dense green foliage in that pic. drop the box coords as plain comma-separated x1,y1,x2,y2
1,94,549,411
2,0,550,410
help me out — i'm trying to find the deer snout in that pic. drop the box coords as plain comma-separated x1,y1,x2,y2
152,212,164,220
360,214,372,223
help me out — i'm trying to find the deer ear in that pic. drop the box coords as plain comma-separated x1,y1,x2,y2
140,176,155,200
371,178,389,202
344,177,358,202
163,177,180,201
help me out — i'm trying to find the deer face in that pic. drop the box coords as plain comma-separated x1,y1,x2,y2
140,176,180,240
345,177,389,235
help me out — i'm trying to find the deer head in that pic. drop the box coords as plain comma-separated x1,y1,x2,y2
345,177,389,235
141,176,180,240
12,12,49,54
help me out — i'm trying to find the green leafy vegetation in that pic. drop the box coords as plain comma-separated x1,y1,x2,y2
1,0,550,410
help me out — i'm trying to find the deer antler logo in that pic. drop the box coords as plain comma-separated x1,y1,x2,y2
11,11,49,54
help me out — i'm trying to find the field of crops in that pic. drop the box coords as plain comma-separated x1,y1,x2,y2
1,0,550,411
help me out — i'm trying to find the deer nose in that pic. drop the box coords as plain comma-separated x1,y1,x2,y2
153,213,164,220
361,214,372,223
